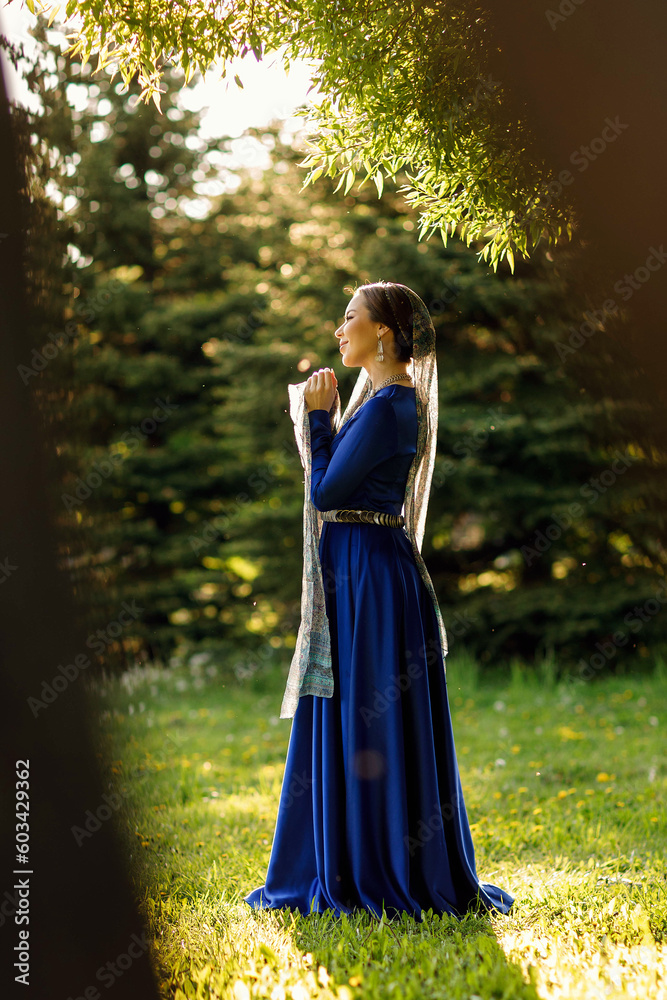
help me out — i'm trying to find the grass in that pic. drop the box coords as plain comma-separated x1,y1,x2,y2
83,648,667,1000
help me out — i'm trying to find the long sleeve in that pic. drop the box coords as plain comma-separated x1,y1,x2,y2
308,396,398,511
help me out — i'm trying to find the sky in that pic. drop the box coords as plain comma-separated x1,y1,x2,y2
0,0,318,169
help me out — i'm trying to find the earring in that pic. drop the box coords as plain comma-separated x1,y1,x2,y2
375,333,384,362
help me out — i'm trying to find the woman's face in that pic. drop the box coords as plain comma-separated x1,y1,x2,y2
334,292,384,368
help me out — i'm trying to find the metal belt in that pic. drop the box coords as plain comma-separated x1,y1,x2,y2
320,508,405,528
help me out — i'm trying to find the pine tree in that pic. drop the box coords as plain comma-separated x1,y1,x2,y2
17,17,667,680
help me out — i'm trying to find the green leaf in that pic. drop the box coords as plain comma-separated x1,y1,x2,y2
39,0,577,263
259,943,279,964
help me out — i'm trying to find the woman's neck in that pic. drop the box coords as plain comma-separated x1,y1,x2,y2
364,363,412,392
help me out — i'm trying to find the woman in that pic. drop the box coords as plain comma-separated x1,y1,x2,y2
244,281,514,920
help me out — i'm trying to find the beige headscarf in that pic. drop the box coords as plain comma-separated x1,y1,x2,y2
280,283,448,719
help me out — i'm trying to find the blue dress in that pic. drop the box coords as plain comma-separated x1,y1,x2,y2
244,384,514,919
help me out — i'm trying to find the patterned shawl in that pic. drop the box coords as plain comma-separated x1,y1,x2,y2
280,284,448,719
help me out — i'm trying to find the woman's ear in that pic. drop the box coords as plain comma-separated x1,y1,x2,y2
378,324,400,359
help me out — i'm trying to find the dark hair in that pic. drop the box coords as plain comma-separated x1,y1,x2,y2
356,282,413,362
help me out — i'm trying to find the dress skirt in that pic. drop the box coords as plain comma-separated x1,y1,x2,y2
244,519,514,920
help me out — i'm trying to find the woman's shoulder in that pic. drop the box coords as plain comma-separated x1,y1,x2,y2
335,394,397,440
346,392,396,425
375,385,418,447
375,384,417,415
338,385,414,432
351,386,415,417
377,384,416,400
360,384,415,406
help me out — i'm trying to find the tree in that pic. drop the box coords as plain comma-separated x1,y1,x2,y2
18,0,575,271
4,27,104,644
11,19,243,666
14,17,667,679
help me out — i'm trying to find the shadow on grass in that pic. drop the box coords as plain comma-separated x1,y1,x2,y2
265,903,541,999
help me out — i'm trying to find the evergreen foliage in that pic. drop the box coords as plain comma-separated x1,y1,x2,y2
11,19,667,678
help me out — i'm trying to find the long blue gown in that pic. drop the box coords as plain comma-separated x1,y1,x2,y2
244,384,514,919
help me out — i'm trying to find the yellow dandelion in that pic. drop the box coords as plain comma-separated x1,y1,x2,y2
558,726,585,741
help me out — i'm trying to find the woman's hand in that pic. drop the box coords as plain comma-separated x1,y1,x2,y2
304,368,338,413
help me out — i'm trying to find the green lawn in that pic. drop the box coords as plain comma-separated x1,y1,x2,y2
84,649,667,1000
